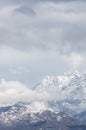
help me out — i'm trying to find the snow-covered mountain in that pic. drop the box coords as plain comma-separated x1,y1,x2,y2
0,104,86,130
0,71,86,129
35,71,86,119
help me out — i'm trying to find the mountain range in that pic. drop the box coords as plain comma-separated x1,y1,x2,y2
0,71,86,130
0,104,86,130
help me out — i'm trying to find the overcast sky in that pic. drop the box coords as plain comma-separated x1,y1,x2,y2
0,0,86,87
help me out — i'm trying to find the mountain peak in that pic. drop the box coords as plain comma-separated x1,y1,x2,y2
35,71,86,117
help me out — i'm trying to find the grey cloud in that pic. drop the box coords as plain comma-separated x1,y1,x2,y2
0,0,86,7
0,0,86,54
12,0,86,3
62,24,86,53
14,6,36,16
0,0,86,87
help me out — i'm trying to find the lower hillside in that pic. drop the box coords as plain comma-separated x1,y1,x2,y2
0,104,86,130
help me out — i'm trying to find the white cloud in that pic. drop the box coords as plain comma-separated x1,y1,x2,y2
64,53,84,67
0,79,32,106
28,101,52,112
0,79,51,110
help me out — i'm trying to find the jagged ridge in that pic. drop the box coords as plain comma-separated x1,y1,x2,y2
35,71,86,119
